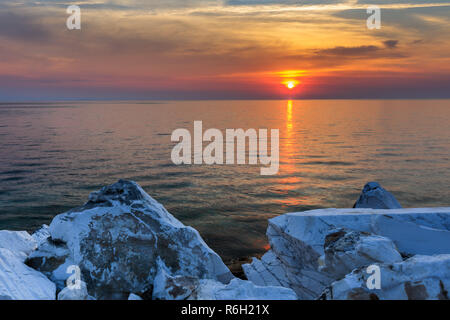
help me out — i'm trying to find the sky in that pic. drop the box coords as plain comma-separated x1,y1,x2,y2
0,0,449,100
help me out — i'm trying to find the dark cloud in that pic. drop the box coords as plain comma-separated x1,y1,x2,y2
36,0,219,10
225,0,341,5
383,40,398,48
316,45,380,56
309,42,406,62
0,11,51,42
357,0,450,4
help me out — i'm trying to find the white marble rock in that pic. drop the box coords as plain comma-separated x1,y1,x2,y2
0,248,56,300
244,207,450,299
323,254,450,300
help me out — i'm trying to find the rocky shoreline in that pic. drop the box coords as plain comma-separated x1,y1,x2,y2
0,180,449,300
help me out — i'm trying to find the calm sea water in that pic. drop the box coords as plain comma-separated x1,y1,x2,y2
0,100,449,260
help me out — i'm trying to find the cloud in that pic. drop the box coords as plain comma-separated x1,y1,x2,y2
0,0,448,99
333,6,450,33
314,41,404,58
317,45,380,56
4,0,221,11
0,11,51,42
225,0,341,5
356,0,450,4
383,40,399,48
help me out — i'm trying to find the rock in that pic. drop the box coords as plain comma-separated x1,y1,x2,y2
0,248,56,300
152,260,199,300
225,256,259,280
372,214,450,256
319,229,403,280
354,182,401,209
27,180,233,299
322,254,450,300
128,293,143,300
32,225,51,247
0,230,36,262
192,278,298,300
243,207,450,299
243,250,305,293
26,238,73,289
152,261,297,300
57,281,89,300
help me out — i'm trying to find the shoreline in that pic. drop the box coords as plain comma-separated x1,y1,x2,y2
1,180,449,300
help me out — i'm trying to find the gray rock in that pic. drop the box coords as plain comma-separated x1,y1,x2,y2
26,238,71,289
319,229,403,279
152,260,297,300
152,261,199,300
27,180,233,299
354,182,402,209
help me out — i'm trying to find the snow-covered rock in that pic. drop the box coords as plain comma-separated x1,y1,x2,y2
0,229,56,300
0,248,56,300
372,214,450,257
26,238,73,289
354,182,401,209
152,261,297,300
243,207,450,299
319,229,403,279
128,293,143,300
31,225,50,247
322,254,450,300
57,281,89,300
192,278,298,300
152,261,199,300
0,230,36,262
27,180,233,300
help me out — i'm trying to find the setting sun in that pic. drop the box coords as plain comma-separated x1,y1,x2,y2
287,82,296,89
285,81,298,90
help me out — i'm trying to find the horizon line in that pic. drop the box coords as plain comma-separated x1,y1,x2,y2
1,97,450,103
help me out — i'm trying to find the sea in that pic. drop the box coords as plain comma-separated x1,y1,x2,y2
0,99,449,261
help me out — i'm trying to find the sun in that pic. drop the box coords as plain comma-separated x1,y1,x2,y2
285,81,298,90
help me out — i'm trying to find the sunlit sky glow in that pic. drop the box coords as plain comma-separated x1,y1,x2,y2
0,1,449,100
